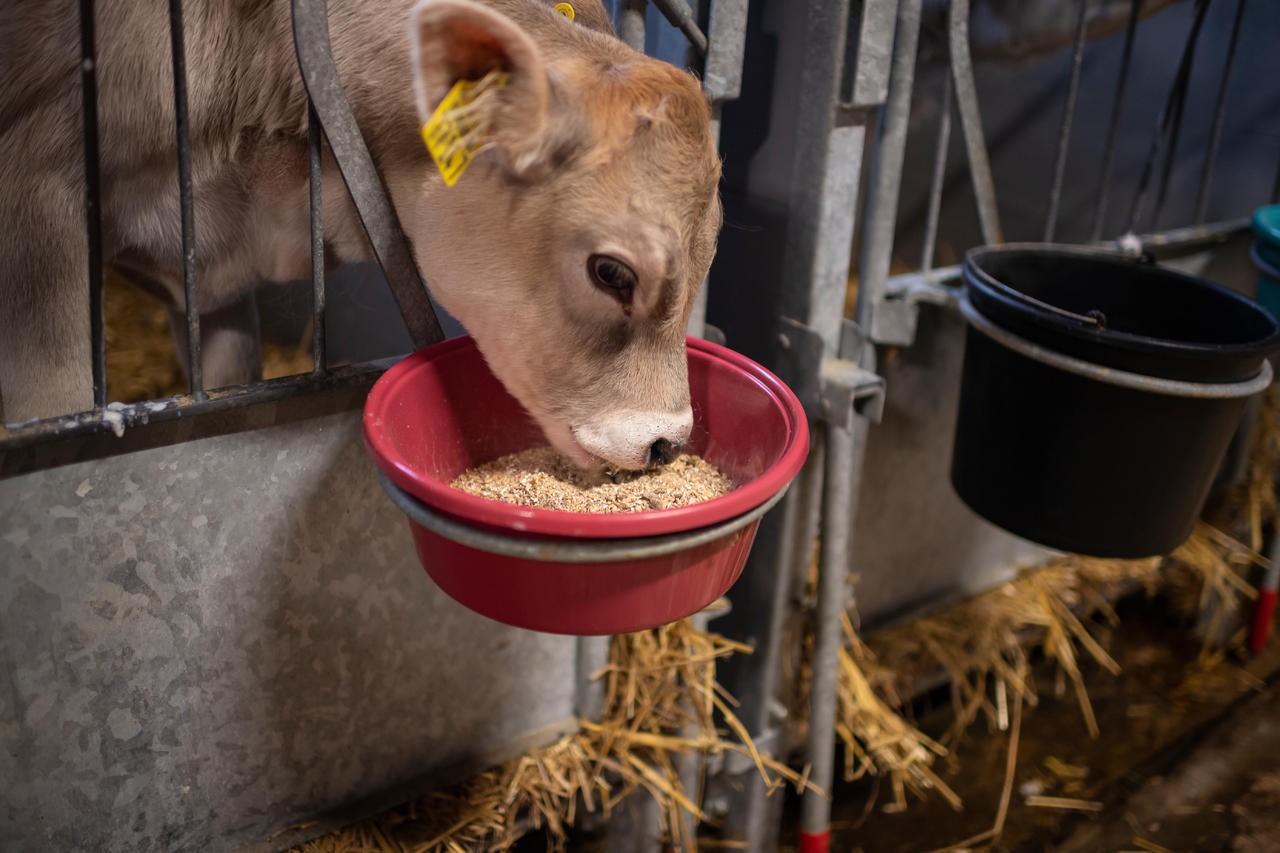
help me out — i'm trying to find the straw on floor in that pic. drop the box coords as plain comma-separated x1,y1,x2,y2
285,620,814,853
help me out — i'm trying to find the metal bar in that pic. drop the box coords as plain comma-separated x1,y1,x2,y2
1043,0,1089,243
0,359,394,456
650,0,708,56
949,0,1003,245
292,0,444,350
884,217,1252,305
1091,0,1141,242
620,0,647,51
857,0,923,330
700,0,747,103
686,0,748,339
308,105,327,374
921,72,952,274
79,0,106,409
1194,0,1247,224
169,0,204,399
800,417,869,848
1125,0,1210,234
783,0,858,350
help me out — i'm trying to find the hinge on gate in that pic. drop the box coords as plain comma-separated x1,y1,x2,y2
775,317,886,427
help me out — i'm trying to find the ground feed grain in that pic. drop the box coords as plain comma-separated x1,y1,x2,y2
450,446,734,512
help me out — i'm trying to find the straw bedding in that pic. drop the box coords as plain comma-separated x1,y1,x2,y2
104,269,315,401
286,620,813,853
817,387,1280,823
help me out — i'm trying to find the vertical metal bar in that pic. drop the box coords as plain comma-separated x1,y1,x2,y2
1090,0,1141,242
921,72,952,274
687,0,748,340
949,0,1004,245
620,0,647,51
1125,0,1210,235
801,417,868,850
1043,0,1089,243
783,0,859,351
1193,0,1247,224
308,105,327,374
292,0,444,350
79,0,106,409
168,0,204,398
857,0,923,331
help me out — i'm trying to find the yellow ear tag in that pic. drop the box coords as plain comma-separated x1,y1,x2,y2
553,2,575,20
420,69,510,187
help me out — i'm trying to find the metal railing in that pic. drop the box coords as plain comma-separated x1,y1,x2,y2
865,0,1277,348
0,0,745,478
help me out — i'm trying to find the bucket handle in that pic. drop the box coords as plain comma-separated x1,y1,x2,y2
378,472,789,563
960,292,1273,399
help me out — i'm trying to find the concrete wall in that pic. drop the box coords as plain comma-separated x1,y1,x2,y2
0,411,579,853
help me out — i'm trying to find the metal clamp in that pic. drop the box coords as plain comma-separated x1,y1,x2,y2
378,472,788,563
959,292,1275,399
776,317,886,426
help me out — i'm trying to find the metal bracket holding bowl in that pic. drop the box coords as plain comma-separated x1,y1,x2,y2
776,317,886,426
377,471,789,563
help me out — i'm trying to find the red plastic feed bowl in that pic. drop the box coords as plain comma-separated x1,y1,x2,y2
363,335,809,635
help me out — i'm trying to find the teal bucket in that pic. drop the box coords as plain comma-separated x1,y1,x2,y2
1254,205,1280,317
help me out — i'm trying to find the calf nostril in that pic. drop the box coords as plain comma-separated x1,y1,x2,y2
647,437,681,467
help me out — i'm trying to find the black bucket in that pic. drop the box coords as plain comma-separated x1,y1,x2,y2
952,244,1280,558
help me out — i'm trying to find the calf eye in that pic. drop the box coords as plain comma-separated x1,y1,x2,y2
588,254,637,305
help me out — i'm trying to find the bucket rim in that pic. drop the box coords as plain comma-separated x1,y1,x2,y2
963,242,1280,362
958,290,1274,398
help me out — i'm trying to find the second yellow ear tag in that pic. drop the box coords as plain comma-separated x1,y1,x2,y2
420,69,510,187
554,3,575,20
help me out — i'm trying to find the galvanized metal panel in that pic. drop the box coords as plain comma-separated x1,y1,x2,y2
0,412,577,853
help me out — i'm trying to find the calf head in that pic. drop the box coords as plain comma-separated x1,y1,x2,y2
405,0,722,471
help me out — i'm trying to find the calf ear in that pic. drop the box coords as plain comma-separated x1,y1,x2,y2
410,0,551,176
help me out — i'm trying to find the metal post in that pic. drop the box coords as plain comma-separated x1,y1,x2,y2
168,0,204,399
948,0,1003,245
858,0,923,336
621,0,647,51
1194,0,1247,224
1090,0,1141,242
79,0,106,410
1125,0,1210,234
800,417,867,852
689,0,748,340
921,72,952,274
307,105,327,374
1043,0,1089,243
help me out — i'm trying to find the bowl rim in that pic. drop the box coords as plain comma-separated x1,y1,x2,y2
363,335,810,539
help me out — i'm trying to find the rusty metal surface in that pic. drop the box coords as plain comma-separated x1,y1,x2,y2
0,411,577,853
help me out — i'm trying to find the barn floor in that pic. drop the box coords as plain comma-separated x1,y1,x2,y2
784,592,1280,853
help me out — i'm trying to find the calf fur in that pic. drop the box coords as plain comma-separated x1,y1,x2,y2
0,0,722,470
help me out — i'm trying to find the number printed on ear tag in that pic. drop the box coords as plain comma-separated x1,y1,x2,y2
420,69,510,187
